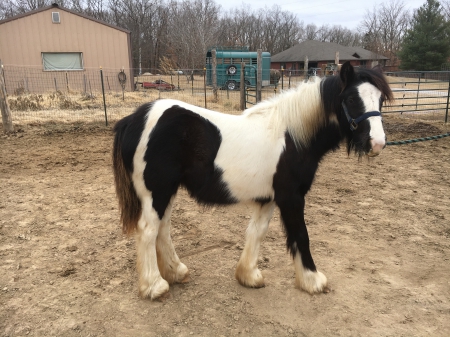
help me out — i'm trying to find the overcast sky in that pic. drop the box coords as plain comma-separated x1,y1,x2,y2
219,0,427,30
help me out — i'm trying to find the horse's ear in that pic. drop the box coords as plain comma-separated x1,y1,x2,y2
372,64,383,74
340,61,354,88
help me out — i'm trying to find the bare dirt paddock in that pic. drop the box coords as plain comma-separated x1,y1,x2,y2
1,116,449,337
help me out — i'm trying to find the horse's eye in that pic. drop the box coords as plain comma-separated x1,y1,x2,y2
347,98,354,104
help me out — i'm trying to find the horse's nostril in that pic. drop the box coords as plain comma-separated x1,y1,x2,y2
370,139,385,154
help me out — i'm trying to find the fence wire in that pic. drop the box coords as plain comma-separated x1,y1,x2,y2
1,66,449,126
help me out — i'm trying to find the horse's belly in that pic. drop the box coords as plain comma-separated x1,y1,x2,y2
223,168,275,201
214,141,283,202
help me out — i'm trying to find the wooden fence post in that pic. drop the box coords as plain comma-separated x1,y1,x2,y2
0,61,14,134
304,56,309,76
256,49,262,103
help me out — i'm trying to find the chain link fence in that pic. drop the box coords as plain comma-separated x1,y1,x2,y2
1,65,449,126
2,66,247,125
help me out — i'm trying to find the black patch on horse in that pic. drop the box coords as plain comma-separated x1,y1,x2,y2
273,126,340,272
254,197,273,205
143,105,237,219
113,102,153,173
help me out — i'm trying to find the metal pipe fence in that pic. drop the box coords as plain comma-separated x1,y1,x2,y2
384,71,450,121
1,65,449,126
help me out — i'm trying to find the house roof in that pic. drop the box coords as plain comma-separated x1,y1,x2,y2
271,40,388,63
0,3,130,34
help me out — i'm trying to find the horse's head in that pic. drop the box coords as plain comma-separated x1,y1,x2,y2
338,62,393,157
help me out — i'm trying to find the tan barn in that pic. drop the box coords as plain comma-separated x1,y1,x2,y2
0,3,133,93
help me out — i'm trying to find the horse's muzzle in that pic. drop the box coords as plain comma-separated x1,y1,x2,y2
368,138,386,157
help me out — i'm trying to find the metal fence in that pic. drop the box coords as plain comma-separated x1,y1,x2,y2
384,71,450,122
1,65,449,125
2,66,133,95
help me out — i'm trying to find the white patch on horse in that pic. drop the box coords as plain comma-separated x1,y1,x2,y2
293,253,328,293
136,196,169,299
156,196,189,284
235,202,275,287
357,82,386,155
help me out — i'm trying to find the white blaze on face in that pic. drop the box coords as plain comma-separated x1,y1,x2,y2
357,82,386,156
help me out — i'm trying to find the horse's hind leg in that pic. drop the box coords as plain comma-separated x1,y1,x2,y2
235,202,275,288
136,197,169,299
156,196,189,284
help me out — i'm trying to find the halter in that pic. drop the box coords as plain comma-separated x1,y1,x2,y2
342,102,382,131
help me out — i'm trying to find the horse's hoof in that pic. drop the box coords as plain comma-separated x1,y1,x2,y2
235,267,265,288
296,270,328,294
139,276,170,300
176,263,189,283
156,291,171,302
179,274,191,284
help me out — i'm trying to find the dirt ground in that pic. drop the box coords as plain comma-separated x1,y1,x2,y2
1,116,449,337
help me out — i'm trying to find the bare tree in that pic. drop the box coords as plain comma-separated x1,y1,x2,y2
217,6,265,50
217,5,303,55
327,25,358,46
0,0,54,18
167,0,221,69
262,6,303,54
301,23,360,46
441,0,450,20
108,0,169,72
305,23,319,40
359,0,410,66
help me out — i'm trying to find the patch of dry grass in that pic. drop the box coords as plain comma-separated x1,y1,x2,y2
6,73,448,125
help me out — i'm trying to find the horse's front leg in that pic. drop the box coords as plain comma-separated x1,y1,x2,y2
235,202,275,288
136,197,170,300
278,193,328,294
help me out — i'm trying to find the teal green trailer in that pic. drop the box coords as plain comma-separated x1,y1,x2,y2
206,48,271,90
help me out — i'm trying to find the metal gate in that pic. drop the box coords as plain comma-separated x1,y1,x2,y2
384,71,450,122
244,66,257,107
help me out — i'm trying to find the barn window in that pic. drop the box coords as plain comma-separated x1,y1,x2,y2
42,52,84,71
52,12,60,23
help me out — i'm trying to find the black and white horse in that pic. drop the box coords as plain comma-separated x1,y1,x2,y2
112,62,393,300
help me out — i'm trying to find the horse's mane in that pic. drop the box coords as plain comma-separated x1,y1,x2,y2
242,67,393,150
244,77,327,148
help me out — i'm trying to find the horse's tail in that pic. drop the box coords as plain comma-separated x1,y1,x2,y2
112,118,142,235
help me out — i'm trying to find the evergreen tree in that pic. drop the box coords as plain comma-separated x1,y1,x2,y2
399,0,450,70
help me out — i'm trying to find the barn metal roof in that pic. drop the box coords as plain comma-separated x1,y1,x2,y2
0,3,130,34
271,40,388,62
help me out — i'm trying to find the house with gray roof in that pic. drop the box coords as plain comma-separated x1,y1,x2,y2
271,40,388,72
